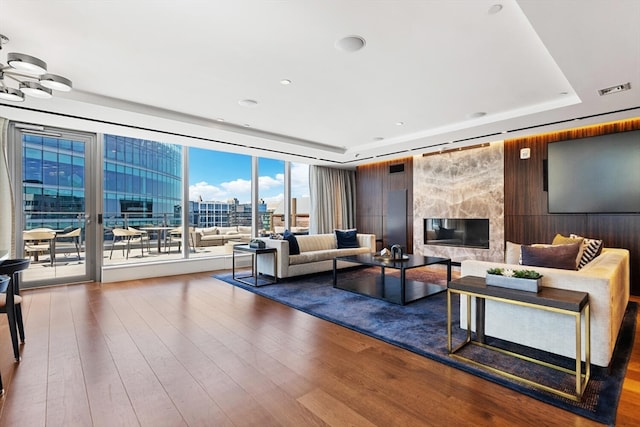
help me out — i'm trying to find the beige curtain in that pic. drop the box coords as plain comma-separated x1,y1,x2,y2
0,117,16,257
309,165,356,234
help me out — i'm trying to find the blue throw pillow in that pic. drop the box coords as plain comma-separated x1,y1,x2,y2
335,229,359,249
283,230,300,255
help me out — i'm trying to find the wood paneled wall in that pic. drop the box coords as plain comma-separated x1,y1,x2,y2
504,119,640,295
356,157,413,253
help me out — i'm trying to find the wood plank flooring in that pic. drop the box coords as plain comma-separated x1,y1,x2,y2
0,271,638,426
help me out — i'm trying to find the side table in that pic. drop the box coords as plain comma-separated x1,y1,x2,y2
232,245,277,287
447,275,590,401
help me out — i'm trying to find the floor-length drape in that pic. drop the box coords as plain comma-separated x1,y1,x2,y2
0,117,16,257
309,165,356,234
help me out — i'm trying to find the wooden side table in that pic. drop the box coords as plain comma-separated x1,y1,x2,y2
447,275,590,401
232,245,277,287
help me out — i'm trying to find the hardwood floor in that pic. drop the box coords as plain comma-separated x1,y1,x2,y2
0,272,638,426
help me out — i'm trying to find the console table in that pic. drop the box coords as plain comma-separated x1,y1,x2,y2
232,245,277,287
447,275,590,401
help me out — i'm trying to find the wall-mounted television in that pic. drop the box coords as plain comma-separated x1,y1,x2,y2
547,130,640,214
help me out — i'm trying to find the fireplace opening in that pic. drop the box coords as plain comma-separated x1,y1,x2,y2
424,218,489,249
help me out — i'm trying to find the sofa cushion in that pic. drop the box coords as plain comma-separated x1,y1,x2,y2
201,227,218,236
335,229,359,249
521,242,581,270
505,241,521,264
288,247,370,265
551,234,585,269
570,234,604,268
283,230,300,255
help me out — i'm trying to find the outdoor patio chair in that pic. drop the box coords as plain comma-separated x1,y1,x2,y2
109,228,145,259
168,227,196,253
128,227,151,253
55,227,82,260
23,229,56,265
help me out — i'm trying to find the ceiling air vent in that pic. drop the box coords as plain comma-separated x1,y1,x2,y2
389,164,404,174
598,82,631,96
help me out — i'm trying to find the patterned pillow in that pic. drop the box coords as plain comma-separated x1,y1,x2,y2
570,234,604,268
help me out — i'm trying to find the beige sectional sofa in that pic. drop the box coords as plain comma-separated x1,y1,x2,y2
192,226,252,247
257,233,376,279
460,247,630,367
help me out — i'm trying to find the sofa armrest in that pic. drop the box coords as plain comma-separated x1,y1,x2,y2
257,238,289,278
191,230,203,247
356,234,376,253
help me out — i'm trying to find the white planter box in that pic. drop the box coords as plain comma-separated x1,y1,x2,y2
485,274,541,292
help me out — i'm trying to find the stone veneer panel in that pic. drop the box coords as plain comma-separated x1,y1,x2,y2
413,142,504,262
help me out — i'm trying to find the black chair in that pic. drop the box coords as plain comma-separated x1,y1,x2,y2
0,274,9,395
0,258,31,362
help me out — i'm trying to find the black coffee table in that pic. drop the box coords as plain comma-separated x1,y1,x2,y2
333,253,451,305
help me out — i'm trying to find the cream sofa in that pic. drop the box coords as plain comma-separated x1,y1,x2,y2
257,233,376,279
460,248,630,367
192,226,252,247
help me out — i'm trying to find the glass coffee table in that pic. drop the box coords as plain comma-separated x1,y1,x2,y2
333,253,451,305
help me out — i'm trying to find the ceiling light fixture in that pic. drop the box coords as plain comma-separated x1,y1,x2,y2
0,34,73,102
238,99,258,107
335,35,366,53
280,79,292,85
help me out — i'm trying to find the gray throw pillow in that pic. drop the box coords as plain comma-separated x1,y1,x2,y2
521,242,581,270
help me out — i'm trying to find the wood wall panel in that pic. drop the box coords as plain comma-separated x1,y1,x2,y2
356,157,413,253
504,118,640,295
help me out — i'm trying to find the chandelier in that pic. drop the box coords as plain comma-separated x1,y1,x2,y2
0,34,73,102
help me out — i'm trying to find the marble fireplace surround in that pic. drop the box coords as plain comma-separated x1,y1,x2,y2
413,142,504,263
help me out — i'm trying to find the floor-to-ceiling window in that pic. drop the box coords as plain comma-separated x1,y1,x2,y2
103,135,183,264
291,162,310,231
187,147,258,258
258,158,284,233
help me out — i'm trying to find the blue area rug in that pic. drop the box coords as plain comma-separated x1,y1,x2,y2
214,268,636,425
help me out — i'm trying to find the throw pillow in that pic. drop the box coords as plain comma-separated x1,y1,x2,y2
570,233,604,268
551,233,585,269
335,229,359,249
283,230,300,255
504,241,522,265
521,242,582,270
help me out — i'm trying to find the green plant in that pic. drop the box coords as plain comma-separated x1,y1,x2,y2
486,267,542,280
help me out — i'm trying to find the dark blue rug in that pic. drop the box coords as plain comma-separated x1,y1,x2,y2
214,269,636,425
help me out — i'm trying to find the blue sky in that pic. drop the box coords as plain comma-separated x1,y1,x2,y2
188,148,309,205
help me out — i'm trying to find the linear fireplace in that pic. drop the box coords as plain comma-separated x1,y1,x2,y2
424,218,489,249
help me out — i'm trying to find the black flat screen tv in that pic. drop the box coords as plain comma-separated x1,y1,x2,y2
547,130,640,214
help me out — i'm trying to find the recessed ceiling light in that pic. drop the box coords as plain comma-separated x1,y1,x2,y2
238,99,258,107
216,118,225,122
373,137,384,141
280,79,292,85
395,121,404,126
488,4,503,14
335,35,366,53
467,112,487,119
243,124,251,127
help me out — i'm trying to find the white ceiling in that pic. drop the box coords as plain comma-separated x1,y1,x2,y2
1,0,639,166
